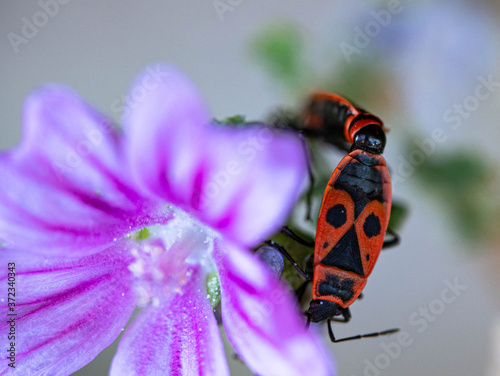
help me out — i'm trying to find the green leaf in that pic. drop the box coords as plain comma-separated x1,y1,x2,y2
416,151,489,194
213,114,253,128
222,114,246,124
250,24,305,90
414,149,498,242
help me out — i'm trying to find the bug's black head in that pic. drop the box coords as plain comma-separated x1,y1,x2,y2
353,123,386,154
307,300,340,323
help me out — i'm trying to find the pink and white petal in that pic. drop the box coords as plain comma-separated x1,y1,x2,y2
125,65,307,246
0,85,163,257
213,240,336,376
0,241,137,376
198,125,307,246
110,266,229,376
124,64,211,206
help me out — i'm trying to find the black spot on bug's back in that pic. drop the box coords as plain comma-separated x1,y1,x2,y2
326,204,347,228
320,226,364,276
323,242,329,249
317,275,355,302
363,213,381,238
365,254,370,261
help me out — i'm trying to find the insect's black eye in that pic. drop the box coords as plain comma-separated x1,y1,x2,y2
353,123,386,154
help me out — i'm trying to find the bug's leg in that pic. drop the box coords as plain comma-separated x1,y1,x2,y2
328,324,400,343
296,254,314,301
305,171,315,222
330,307,351,323
382,228,400,249
268,107,299,131
298,135,316,222
295,279,311,302
328,308,399,343
327,320,337,341
357,293,363,300
280,226,315,248
265,240,311,281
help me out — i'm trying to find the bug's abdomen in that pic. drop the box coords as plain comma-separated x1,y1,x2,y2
312,265,367,307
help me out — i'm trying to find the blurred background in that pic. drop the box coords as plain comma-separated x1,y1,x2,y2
1,1,500,375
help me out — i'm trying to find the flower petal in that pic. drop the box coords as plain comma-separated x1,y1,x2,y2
214,240,336,376
126,64,307,246
110,266,229,376
198,124,308,246
0,85,164,257
0,242,137,375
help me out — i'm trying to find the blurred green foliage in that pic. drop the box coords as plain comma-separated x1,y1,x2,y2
250,23,387,104
213,114,247,127
414,149,499,242
250,24,307,93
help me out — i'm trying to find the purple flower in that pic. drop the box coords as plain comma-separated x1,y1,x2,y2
0,65,335,376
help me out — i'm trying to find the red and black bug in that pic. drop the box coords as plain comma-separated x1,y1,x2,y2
267,91,399,342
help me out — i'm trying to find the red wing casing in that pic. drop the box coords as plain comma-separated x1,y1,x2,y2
312,149,391,308
302,91,359,133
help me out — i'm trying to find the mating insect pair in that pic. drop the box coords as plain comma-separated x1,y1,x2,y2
264,92,400,343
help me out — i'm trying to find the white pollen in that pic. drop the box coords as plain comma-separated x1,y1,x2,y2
128,260,144,276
